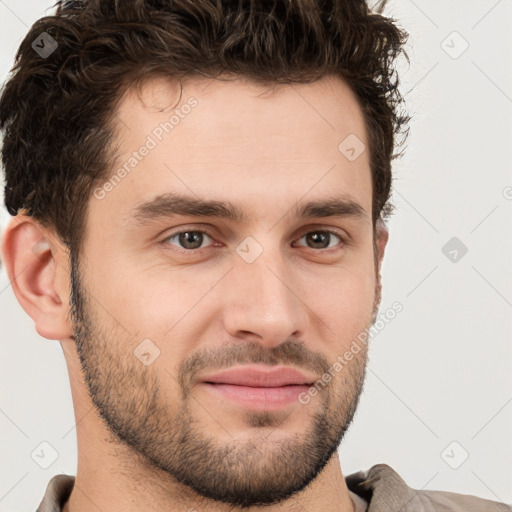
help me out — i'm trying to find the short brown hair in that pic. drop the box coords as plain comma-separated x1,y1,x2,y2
0,0,409,254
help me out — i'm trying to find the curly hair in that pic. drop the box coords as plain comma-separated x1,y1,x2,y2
0,0,409,254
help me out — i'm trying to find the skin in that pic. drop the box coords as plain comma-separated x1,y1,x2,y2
1,73,388,512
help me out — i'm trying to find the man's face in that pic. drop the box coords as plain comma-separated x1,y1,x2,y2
70,74,385,507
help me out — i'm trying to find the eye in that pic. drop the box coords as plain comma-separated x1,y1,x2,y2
294,230,344,250
160,227,346,255
163,230,215,251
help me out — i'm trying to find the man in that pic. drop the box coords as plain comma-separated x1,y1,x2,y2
0,0,510,511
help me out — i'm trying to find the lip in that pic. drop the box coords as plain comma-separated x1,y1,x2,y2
197,365,316,411
199,365,316,387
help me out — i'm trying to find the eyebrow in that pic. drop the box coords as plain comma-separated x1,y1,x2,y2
127,192,368,225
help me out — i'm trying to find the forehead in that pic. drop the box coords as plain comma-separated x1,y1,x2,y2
95,73,372,225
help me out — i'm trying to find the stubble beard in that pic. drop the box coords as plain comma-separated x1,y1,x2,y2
69,253,371,507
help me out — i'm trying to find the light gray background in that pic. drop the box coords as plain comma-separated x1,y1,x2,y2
1,1,511,511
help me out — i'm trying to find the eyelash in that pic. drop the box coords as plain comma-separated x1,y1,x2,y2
160,227,347,255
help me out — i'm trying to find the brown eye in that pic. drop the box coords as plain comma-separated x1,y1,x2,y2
164,230,213,250
295,231,343,250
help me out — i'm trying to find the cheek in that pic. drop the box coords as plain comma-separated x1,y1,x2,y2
84,242,214,336
312,258,377,340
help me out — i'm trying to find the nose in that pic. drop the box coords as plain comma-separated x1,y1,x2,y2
220,243,310,348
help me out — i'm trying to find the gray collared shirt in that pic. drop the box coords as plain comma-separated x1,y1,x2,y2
36,463,512,512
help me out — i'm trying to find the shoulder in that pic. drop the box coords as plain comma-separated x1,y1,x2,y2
345,463,512,512
36,474,75,512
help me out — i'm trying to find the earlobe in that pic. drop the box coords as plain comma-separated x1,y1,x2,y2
0,215,73,341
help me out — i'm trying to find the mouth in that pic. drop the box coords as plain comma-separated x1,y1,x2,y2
197,365,316,411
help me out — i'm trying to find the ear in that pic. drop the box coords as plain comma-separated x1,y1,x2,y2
0,215,73,340
375,219,389,267
372,219,389,320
